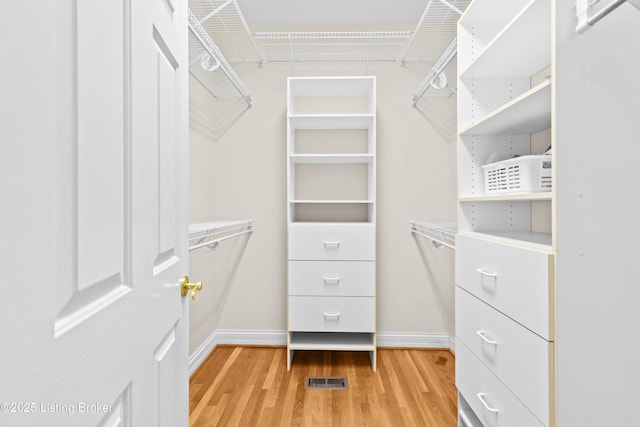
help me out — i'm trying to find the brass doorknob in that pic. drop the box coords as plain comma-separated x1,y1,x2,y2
181,276,203,300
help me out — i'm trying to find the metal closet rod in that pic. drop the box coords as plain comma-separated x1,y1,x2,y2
411,37,457,106
576,0,629,33
188,220,255,252
188,8,254,106
410,221,457,250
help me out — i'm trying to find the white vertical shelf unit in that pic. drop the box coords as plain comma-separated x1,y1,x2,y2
287,77,377,371
455,0,554,426
457,0,552,249
455,0,640,426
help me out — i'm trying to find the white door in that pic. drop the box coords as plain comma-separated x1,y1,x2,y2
0,1,190,426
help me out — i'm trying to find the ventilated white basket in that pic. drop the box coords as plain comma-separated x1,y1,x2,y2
483,154,552,195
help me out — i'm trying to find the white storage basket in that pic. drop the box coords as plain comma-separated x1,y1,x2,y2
482,154,552,195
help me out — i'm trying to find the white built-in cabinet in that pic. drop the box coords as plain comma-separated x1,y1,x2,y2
287,76,377,371
455,1,640,426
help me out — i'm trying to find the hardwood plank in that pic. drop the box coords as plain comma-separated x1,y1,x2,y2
189,346,457,426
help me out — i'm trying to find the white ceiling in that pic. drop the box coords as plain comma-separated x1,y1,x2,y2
236,0,430,26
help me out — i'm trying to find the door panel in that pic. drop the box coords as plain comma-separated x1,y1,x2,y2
55,0,133,338
154,25,180,273
0,0,189,425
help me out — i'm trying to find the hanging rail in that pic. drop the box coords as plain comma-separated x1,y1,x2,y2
188,220,254,252
411,37,458,105
410,221,457,250
188,8,254,106
576,0,631,33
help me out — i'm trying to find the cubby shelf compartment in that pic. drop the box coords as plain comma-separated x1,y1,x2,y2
289,154,374,164
459,0,551,78
459,80,551,135
289,114,374,130
289,332,375,351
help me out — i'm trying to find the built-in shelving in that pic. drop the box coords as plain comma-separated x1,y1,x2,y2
459,0,551,78
288,114,374,130
287,76,377,371
289,154,374,164
459,192,551,202
459,79,551,135
289,332,375,351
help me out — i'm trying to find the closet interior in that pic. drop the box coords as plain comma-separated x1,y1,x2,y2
186,0,640,426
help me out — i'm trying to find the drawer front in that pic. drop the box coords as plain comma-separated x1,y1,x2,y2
289,261,375,296
289,296,375,332
456,234,552,340
288,223,375,261
456,286,551,425
456,343,545,427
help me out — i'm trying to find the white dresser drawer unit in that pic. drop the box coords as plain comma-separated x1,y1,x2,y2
288,223,375,261
456,234,553,340
288,260,375,297
288,296,375,332
456,286,552,425
456,342,545,427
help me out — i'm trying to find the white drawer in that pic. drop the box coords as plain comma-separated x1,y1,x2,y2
289,261,375,297
456,342,545,427
288,296,375,332
288,223,375,261
456,286,551,425
456,234,553,340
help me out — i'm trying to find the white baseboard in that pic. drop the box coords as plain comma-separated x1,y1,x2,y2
189,330,286,376
376,332,452,350
189,329,454,375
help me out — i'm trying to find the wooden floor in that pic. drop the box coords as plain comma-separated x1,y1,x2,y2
189,346,457,426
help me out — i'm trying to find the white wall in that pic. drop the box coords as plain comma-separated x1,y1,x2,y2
188,61,457,356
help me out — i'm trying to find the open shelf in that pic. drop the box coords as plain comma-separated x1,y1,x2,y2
290,154,374,164
459,192,552,202
458,231,552,252
460,80,551,135
289,114,374,130
289,332,375,351
459,0,551,78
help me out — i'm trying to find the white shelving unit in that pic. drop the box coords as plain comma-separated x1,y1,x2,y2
456,0,554,425
455,0,640,426
287,76,377,370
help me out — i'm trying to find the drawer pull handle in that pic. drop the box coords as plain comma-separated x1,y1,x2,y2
476,330,498,345
323,312,340,319
476,268,497,278
476,393,498,413
323,277,341,285
324,241,341,248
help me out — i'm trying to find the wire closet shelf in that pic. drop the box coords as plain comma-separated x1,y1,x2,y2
410,221,457,250
188,220,254,252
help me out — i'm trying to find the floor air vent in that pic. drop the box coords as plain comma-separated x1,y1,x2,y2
304,376,348,390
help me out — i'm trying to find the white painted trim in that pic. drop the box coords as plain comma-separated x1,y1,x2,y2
188,330,287,376
189,330,218,376
189,329,454,375
376,332,452,349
